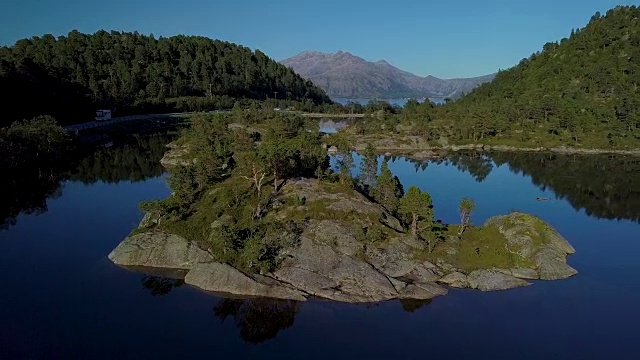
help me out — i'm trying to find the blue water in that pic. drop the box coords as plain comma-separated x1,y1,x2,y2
332,97,446,107
1,146,639,359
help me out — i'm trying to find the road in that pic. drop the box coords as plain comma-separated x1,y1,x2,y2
64,110,365,132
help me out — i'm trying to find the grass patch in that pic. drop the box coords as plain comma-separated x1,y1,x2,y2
427,224,535,272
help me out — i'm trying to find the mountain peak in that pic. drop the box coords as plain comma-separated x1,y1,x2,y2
281,50,495,98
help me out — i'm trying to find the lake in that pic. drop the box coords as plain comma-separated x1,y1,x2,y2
332,97,446,107
1,135,639,359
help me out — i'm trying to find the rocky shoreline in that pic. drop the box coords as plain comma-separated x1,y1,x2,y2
346,134,640,157
109,179,577,303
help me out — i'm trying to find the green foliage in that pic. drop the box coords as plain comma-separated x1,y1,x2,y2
1,115,71,169
138,112,332,274
5,115,70,154
332,136,355,187
359,143,379,194
458,197,477,235
294,195,307,206
167,165,199,212
0,30,332,126
372,159,402,214
399,186,434,236
362,6,640,149
430,224,536,272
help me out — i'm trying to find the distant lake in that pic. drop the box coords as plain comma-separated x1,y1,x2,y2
1,135,639,359
332,97,446,107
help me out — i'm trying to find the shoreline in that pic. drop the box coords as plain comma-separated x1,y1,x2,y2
344,137,640,156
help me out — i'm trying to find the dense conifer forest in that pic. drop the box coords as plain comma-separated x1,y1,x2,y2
366,6,640,149
0,30,332,126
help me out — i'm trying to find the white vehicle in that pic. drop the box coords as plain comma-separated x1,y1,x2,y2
95,109,112,121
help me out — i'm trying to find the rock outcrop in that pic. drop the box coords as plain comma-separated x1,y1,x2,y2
109,184,577,303
159,142,193,167
485,212,577,281
273,236,399,303
108,231,212,269
185,262,308,301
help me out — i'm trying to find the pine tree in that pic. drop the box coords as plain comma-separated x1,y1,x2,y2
373,159,401,214
458,197,476,235
399,186,434,236
359,143,378,194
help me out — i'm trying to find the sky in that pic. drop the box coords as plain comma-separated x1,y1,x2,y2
0,0,636,78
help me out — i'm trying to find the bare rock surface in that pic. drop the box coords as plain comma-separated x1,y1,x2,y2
467,270,531,291
108,231,212,269
185,262,307,301
273,236,399,303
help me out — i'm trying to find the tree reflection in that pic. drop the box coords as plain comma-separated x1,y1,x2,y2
0,166,65,229
490,152,640,222
0,133,175,230
399,298,432,313
443,152,493,182
70,133,173,184
141,276,184,296
403,151,640,222
213,298,298,344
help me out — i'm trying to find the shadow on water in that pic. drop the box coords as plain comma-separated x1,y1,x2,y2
0,132,176,230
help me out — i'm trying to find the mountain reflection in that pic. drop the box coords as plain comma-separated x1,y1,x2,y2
213,298,298,344
0,133,175,230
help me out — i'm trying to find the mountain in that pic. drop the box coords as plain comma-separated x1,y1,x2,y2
281,50,495,99
407,6,640,149
0,30,332,126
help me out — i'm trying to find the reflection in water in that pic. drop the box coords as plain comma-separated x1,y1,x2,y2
70,134,173,184
491,152,640,222
213,298,298,344
0,132,175,230
4,134,639,229
399,298,432,313
0,167,65,229
141,276,184,296
400,152,640,222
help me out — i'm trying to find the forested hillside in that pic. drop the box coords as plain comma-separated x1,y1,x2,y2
0,30,332,126
398,6,640,148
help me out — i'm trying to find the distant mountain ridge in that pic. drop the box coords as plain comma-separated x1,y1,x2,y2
282,51,496,99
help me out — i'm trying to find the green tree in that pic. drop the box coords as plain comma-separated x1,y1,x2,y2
0,30,333,127
334,137,354,186
373,159,401,214
458,197,476,235
259,134,294,192
359,143,378,194
6,115,70,157
399,186,434,236
168,165,198,212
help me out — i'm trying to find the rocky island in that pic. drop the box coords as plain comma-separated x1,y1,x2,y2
109,112,577,303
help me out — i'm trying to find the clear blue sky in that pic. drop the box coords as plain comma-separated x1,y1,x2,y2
0,0,636,78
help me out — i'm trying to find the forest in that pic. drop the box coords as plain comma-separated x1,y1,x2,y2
356,6,640,149
0,30,333,127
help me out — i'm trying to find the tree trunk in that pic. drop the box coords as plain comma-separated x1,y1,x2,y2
412,213,418,235
273,168,279,192
458,212,467,235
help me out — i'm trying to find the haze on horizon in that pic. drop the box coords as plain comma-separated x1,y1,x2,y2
0,0,635,78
